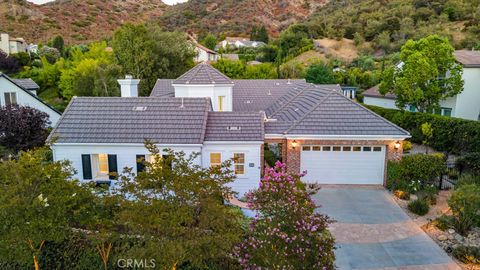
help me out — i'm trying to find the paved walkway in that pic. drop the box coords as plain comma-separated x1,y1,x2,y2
313,186,460,270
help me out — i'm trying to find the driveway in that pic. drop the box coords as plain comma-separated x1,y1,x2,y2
313,186,460,270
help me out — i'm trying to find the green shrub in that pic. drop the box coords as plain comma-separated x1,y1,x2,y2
408,199,430,216
457,174,480,187
402,140,413,152
394,189,410,200
435,215,455,231
448,184,480,235
387,154,446,191
456,152,480,175
419,184,438,205
366,105,480,155
452,245,480,265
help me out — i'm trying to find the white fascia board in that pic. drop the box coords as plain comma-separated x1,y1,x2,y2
203,141,264,145
52,143,204,147
265,134,410,140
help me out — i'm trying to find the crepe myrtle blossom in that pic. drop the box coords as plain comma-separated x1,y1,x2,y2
233,161,336,270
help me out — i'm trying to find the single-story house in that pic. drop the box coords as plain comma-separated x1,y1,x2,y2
49,63,409,195
363,50,480,121
0,73,61,126
218,37,266,49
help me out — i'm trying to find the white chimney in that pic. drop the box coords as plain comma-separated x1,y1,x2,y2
118,75,140,97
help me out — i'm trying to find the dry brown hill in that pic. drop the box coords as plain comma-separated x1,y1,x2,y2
159,0,329,37
0,0,168,44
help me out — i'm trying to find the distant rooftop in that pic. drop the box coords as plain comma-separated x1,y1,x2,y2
12,78,40,90
454,50,480,67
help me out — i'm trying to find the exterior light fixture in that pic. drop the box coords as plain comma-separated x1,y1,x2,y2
394,141,401,149
292,140,298,149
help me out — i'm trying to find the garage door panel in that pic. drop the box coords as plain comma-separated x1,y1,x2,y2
300,146,385,185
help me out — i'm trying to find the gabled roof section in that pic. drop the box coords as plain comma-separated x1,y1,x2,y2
205,112,264,141
12,78,40,90
173,63,233,85
279,91,409,136
48,97,211,144
363,85,396,99
0,73,61,115
151,79,175,97
454,50,480,68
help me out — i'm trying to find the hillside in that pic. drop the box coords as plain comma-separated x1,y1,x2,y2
158,0,329,37
0,0,168,44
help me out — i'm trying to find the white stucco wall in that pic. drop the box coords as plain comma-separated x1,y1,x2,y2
454,68,480,121
0,76,61,126
173,84,233,111
52,141,263,196
194,47,218,62
202,142,262,196
363,96,397,109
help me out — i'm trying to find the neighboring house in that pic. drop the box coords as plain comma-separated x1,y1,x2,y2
0,33,28,55
219,37,266,49
341,86,357,99
0,73,61,125
222,54,240,61
364,50,480,121
194,43,219,62
49,63,409,195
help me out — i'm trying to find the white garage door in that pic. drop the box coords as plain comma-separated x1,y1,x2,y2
300,145,386,185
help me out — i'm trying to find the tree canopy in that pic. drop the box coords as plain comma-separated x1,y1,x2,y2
0,105,50,154
305,62,336,84
112,23,195,96
380,35,463,112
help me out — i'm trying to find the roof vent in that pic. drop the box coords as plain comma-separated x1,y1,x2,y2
227,126,241,131
287,78,291,84
294,108,300,112
179,98,185,108
275,82,280,86
267,89,272,96
245,100,252,104
132,106,147,111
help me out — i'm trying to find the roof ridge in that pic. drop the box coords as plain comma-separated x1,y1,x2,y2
330,91,410,136
283,89,334,134
268,83,310,118
199,98,211,142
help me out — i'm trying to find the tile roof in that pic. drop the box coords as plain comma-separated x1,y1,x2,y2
281,91,409,136
12,78,40,90
151,79,175,97
205,112,264,141
454,50,480,67
48,97,211,144
173,63,233,85
362,85,397,99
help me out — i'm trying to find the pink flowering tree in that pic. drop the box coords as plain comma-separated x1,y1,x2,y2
233,161,336,269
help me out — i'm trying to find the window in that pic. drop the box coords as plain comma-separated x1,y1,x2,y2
322,146,331,151
373,146,382,152
312,146,321,151
442,108,452,117
4,92,17,106
210,153,221,167
218,96,225,111
98,154,109,175
353,146,361,152
302,146,311,151
408,105,416,112
233,153,245,175
333,146,341,151
343,146,351,151
363,147,372,152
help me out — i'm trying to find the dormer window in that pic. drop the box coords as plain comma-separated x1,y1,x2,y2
227,126,241,131
4,92,17,106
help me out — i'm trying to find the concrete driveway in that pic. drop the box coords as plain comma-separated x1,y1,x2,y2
313,186,460,270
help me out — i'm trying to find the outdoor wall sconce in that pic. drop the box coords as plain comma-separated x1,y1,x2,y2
291,140,298,149
394,141,401,149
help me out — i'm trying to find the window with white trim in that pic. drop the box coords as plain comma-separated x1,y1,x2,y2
210,153,221,168
233,153,245,175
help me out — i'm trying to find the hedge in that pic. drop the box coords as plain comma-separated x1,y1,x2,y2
366,105,480,154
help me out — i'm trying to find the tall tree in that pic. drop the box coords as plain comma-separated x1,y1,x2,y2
112,23,195,96
0,105,50,154
305,62,335,84
256,25,269,43
201,34,217,50
49,35,65,55
380,35,464,112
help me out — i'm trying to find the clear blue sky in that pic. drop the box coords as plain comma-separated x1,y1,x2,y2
27,0,188,5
